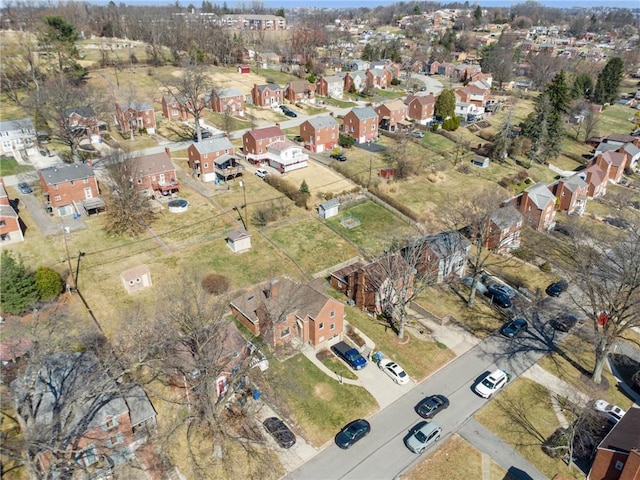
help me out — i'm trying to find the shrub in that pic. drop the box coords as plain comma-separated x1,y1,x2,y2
201,273,230,295
338,134,355,148
539,262,552,273
512,246,537,263
390,78,401,86
0,251,38,314
34,267,63,301
457,163,471,174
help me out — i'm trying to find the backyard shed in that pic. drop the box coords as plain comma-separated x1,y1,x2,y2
318,198,340,219
121,265,152,294
227,229,252,253
471,155,490,168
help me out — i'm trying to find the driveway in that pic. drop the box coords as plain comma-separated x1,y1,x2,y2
14,189,86,236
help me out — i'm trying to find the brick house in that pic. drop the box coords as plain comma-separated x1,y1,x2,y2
210,88,245,117
12,352,158,479
437,62,455,77
115,101,156,134
300,115,339,153
255,51,280,68
410,231,471,282
0,178,24,244
365,68,389,89
341,107,378,143
0,118,37,157
242,125,285,164
375,100,409,132
425,59,440,75
405,94,437,125
485,206,523,253
550,174,588,215
230,277,345,349
64,107,100,138
161,94,193,121
132,147,179,196
39,163,102,217
251,83,284,108
343,71,367,93
188,136,238,182
582,164,609,198
315,75,344,98
591,151,627,184
588,408,640,480
516,182,557,232
455,84,490,108
285,81,315,103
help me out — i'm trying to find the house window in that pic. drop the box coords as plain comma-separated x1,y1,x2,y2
78,445,98,466
319,322,324,330
54,195,61,201
203,163,208,169
0,220,5,227
83,178,89,184
137,178,142,184
103,416,119,430
330,311,335,318
615,461,624,471
280,327,291,338
330,323,335,330
106,433,123,448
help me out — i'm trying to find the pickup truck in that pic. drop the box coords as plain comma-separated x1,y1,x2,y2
331,341,367,370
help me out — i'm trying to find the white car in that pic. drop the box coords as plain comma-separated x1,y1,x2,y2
474,369,510,398
378,358,410,385
594,400,626,424
255,168,268,178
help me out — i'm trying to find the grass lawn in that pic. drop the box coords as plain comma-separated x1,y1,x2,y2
325,200,420,255
402,434,509,480
372,88,404,99
475,377,582,479
421,131,457,154
256,68,297,86
155,119,194,141
0,156,35,176
320,97,357,108
598,104,637,134
263,353,378,446
483,254,555,296
202,111,253,132
109,130,159,151
343,304,455,381
320,356,358,380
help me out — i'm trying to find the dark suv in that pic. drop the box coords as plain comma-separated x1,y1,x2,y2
484,285,512,309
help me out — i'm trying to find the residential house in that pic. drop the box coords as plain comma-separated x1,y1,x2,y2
619,142,640,171
375,100,409,132
366,68,389,89
38,163,102,217
343,71,367,94
456,102,484,121
188,137,239,182
242,125,286,164
582,164,609,198
406,94,437,125
0,118,37,157
587,407,640,480
251,83,284,108
64,107,101,139
551,174,588,215
315,75,344,99
425,59,440,75
161,94,193,121
12,352,157,479
591,151,628,184
210,88,245,117
411,231,471,283
266,139,309,173
602,133,638,147
255,51,280,68
341,107,378,143
455,64,481,82
345,59,370,71
285,81,315,103
437,62,455,77
230,277,345,349
485,206,523,253
131,147,179,196
0,178,24,244
115,101,156,135
455,84,490,108
516,182,557,231
300,116,339,153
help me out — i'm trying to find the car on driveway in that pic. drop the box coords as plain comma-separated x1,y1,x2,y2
330,153,347,161
255,168,269,179
404,421,441,454
500,317,528,338
593,400,626,424
415,394,449,419
280,105,297,117
484,285,512,308
17,182,33,194
378,358,410,385
474,369,511,398
550,314,577,332
331,341,367,370
490,283,516,299
411,130,425,138
461,277,487,295
263,417,296,448
335,419,371,449
193,130,212,142
546,280,568,297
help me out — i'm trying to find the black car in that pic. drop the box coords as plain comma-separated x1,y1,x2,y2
193,130,213,142
550,314,577,332
263,417,296,449
415,394,450,419
335,419,371,449
283,109,297,118
17,182,33,194
484,285,512,309
546,280,568,297
330,153,347,162
500,317,528,338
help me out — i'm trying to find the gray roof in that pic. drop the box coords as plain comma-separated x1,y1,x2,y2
319,198,340,210
64,106,96,118
561,174,587,192
0,118,34,132
307,116,339,129
351,106,377,121
39,163,95,185
622,142,640,157
192,136,234,155
595,142,621,154
0,205,18,219
525,182,555,210
320,75,343,84
421,231,471,258
118,100,153,111
257,83,282,93
491,206,522,230
126,385,156,427
217,88,243,98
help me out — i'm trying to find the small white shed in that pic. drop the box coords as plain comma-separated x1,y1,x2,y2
121,265,152,294
227,229,252,253
471,155,490,168
318,198,340,219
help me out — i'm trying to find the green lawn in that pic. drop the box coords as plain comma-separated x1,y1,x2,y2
0,156,35,176
320,97,357,108
598,104,637,134
256,68,297,85
202,111,253,132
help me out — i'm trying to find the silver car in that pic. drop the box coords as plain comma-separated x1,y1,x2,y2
404,421,442,454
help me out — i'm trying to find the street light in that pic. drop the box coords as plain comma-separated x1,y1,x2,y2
239,180,248,232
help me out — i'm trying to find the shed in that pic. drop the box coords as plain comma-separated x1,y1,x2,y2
471,155,490,168
227,229,252,253
318,198,340,219
121,265,152,294
237,64,251,74
380,167,396,179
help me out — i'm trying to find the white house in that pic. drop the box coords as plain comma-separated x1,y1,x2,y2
455,102,484,121
266,140,309,173
0,118,37,158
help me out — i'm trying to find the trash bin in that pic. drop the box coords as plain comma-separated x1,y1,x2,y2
253,389,260,400
73,212,79,220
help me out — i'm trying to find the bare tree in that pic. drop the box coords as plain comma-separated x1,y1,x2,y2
527,50,566,90
164,64,212,142
581,108,601,142
0,31,42,106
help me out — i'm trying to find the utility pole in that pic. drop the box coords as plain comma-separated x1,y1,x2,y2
63,226,75,290
239,180,248,231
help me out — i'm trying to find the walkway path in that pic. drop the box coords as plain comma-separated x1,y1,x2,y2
522,364,590,407
548,163,576,178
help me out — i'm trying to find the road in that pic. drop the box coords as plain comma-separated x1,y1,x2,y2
285,301,566,480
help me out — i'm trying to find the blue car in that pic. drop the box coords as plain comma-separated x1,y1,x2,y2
335,419,370,449
500,317,528,338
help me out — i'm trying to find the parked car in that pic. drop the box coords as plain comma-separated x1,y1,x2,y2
17,182,33,194
378,358,410,385
193,129,213,142
604,217,632,230
415,395,449,419
500,317,528,338
335,419,371,449
404,421,442,454
546,280,568,297
255,168,269,179
550,314,577,332
263,417,296,448
474,369,511,398
331,341,367,370
490,283,516,299
330,153,347,162
484,285,512,309
593,400,626,424
553,224,574,238
461,277,487,295
283,109,297,118
411,130,425,138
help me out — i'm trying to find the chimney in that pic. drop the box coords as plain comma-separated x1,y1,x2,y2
329,112,334,117
269,279,280,299
165,146,171,159
275,123,280,130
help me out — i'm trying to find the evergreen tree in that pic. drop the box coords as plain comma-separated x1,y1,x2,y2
593,57,624,105
571,72,594,99
361,44,375,62
474,5,482,24
435,88,456,120
300,180,310,196
0,251,39,314
547,70,570,114
34,266,63,301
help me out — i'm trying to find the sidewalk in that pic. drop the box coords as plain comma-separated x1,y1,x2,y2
407,305,481,356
